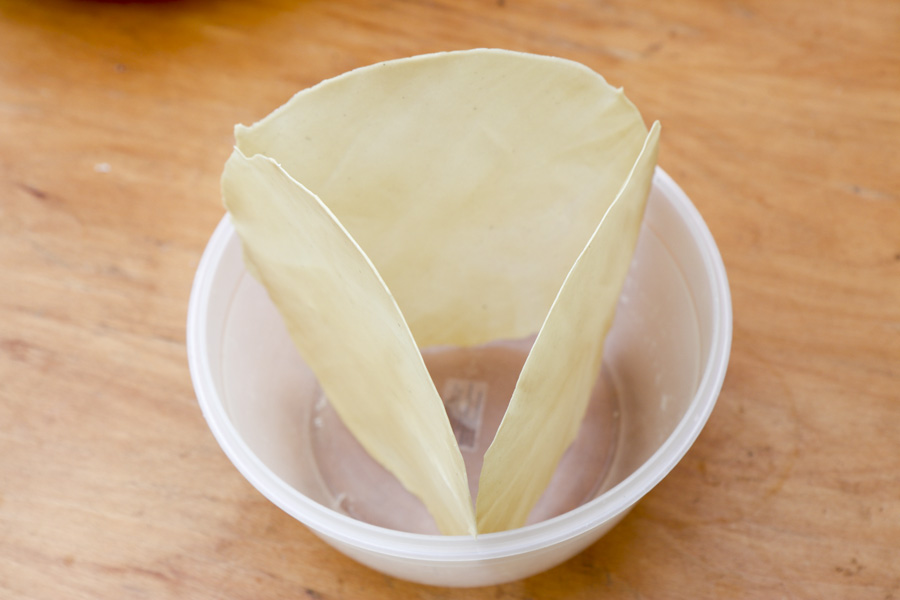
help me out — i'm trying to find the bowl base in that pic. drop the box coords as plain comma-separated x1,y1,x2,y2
309,337,620,534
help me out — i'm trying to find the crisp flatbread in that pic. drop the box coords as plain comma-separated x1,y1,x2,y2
222,49,659,534
233,49,650,348
476,122,660,533
223,150,477,535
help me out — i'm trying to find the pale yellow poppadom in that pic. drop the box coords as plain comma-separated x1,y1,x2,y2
222,49,660,535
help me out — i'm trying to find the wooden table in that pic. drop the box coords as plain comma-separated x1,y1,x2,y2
2,0,898,597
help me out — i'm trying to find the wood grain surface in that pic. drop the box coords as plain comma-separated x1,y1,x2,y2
1,0,898,598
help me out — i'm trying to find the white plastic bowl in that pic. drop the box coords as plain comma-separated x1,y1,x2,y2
187,167,731,587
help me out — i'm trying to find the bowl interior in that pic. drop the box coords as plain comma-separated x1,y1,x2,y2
191,169,726,541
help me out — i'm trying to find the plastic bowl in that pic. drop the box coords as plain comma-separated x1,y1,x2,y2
186,167,732,587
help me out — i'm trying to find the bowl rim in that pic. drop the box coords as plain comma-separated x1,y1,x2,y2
186,166,732,561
